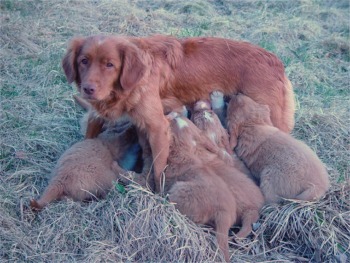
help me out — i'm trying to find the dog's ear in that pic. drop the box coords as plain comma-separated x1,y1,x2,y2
119,43,146,90
62,37,84,84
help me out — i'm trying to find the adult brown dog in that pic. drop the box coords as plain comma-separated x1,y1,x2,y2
227,94,330,203
62,35,295,192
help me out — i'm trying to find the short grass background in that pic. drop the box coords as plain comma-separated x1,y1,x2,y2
0,0,349,262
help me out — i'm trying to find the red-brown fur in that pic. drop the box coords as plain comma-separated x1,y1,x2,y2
62,35,295,192
227,94,330,203
30,126,139,210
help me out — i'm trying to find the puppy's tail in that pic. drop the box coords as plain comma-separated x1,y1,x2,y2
30,182,64,211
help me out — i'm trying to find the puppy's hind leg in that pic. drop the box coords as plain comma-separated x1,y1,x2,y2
235,209,260,239
294,185,326,202
259,168,281,204
30,181,64,210
215,213,233,262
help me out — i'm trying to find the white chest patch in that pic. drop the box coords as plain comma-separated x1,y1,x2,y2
97,38,105,46
175,117,189,129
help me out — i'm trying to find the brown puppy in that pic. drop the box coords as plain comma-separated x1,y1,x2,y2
62,35,295,192
191,98,252,177
227,94,330,204
167,113,264,261
191,99,232,154
30,126,140,210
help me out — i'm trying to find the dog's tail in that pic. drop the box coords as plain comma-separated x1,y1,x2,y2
30,182,64,211
73,94,91,110
282,77,295,133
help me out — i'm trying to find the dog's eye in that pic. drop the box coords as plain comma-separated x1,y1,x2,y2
81,58,88,65
106,62,114,68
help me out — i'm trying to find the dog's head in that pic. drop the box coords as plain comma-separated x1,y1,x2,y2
62,35,146,102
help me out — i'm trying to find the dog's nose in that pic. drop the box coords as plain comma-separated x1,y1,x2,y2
82,84,96,96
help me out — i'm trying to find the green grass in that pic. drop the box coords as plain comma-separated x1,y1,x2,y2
0,0,349,262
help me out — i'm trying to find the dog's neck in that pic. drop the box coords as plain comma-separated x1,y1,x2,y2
89,88,138,121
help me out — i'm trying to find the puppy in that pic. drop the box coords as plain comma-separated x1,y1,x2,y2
227,94,330,203
191,97,252,177
116,113,264,261
30,126,140,210
62,35,295,192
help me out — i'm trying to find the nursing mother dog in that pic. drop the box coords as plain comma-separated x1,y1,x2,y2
62,35,295,192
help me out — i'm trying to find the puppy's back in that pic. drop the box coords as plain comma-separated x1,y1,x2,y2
236,124,330,203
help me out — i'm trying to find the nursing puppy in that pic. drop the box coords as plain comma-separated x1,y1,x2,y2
30,126,140,210
227,94,330,203
116,112,262,261
191,99,232,154
191,97,252,177
62,35,295,192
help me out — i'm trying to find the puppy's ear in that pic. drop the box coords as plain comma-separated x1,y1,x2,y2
119,43,146,90
62,37,84,84
259,104,273,125
227,123,239,149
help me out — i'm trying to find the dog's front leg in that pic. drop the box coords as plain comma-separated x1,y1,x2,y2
147,118,170,193
85,114,105,139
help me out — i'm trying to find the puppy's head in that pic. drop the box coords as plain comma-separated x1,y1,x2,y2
166,112,201,150
192,101,221,132
62,35,146,102
167,112,227,165
227,94,272,148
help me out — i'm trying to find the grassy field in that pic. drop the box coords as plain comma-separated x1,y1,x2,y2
0,0,349,262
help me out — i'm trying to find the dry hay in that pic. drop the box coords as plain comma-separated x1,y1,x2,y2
1,177,349,262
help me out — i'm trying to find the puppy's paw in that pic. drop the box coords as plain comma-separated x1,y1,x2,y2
210,91,225,110
29,199,43,211
166,111,179,121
